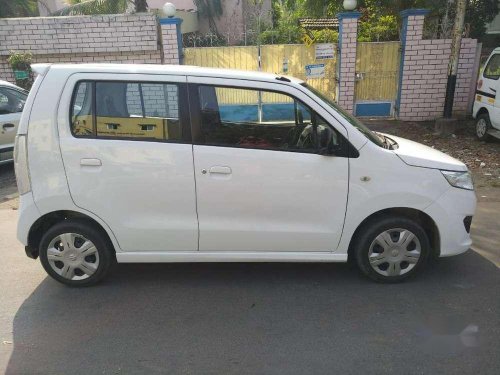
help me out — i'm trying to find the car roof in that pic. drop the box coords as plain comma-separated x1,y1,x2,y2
38,63,304,85
0,80,24,90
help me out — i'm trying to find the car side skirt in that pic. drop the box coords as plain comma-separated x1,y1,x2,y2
116,252,348,263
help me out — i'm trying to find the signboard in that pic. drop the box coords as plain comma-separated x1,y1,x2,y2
13,70,29,80
302,34,315,47
305,64,325,79
315,43,335,60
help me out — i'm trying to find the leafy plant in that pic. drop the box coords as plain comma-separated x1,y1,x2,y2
7,51,32,70
193,0,224,35
7,51,33,89
0,0,39,18
56,0,148,16
55,0,127,15
264,0,498,43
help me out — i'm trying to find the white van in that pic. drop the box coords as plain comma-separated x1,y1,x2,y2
15,64,476,286
473,47,500,140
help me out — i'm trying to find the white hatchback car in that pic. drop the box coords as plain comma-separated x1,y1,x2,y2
15,64,476,286
0,80,28,164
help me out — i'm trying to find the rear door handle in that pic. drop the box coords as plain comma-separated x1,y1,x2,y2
209,166,232,175
2,123,15,131
80,158,102,167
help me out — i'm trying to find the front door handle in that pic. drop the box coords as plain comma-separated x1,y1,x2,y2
209,166,232,175
80,158,102,167
2,123,15,131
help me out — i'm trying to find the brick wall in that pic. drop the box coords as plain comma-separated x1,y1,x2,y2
398,13,478,121
126,83,179,118
0,14,181,83
337,13,361,114
160,23,180,64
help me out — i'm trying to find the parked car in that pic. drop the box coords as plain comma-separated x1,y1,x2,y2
15,64,476,286
0,80,28,164
473,47,500,141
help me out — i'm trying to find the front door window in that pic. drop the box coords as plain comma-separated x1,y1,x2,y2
196,85,342,154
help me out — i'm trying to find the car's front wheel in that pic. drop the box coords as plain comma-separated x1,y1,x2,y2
39,220,114,286
476,113,492,141
354,216,430,283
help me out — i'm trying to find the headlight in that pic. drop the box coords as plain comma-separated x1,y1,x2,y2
440,170,474,190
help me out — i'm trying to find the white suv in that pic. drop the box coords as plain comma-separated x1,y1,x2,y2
15,63,476,286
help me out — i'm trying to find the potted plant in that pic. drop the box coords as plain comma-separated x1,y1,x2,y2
7,51,33,90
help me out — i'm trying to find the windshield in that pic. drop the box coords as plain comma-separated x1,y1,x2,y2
301,83,385,148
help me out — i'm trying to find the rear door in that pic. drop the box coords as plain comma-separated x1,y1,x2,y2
479,53,500,128
188,77,350,252
57,73,198,252
0,86,26,162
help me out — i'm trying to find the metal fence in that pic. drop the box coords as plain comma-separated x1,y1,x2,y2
184,44,337,102
184,41,401,115
355,41,400,101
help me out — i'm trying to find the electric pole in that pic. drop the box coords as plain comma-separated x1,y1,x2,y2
443,0,467,118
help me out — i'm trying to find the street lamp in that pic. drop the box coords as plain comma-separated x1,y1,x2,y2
343,0,357,11
163,2,176,18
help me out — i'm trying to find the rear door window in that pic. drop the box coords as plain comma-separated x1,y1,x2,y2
70,81,183,142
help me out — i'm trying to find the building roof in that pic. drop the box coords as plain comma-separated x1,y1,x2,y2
298,18,339,30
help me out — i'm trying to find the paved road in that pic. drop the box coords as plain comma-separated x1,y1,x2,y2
0,163,16,201
0,205,499,374
1,156,499,374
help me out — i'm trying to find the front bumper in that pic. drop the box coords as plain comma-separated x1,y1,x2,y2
424,187,476,257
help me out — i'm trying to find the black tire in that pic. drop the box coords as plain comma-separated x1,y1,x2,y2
39,219,114,287
353,216,430,283
476,113,493,141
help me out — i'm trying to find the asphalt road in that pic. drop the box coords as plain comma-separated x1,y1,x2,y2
1,159,500,374
0,163,16,201
0,202,499,374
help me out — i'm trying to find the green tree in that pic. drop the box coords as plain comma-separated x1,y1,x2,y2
0,0,39,18
265,0,498,42
260,0,306,44
62,0,148,15
305,0,497,39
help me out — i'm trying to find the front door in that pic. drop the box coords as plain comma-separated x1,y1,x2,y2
188,78,349,252
58,74,198,252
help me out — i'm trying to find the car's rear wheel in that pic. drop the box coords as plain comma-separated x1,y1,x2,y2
476,113,492,141
354,216,430,283
39,220,114,286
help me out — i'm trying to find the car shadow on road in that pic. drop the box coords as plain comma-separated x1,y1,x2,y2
6,251,500,374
